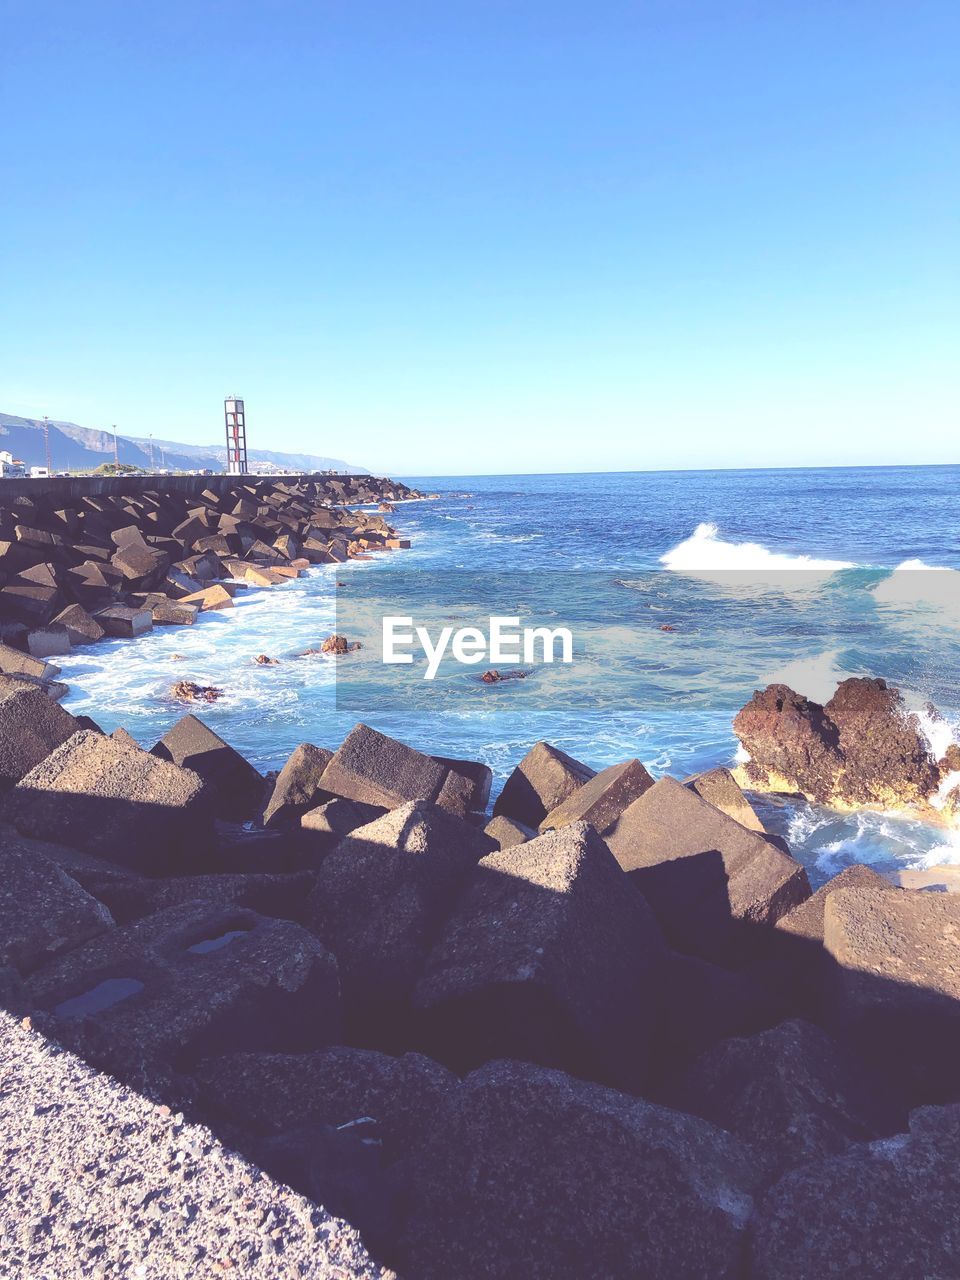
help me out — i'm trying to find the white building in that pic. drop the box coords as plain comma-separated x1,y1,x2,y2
0,450,26,478
29,466,50,479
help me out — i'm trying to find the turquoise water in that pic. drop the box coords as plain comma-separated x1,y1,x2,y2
59,465,960,884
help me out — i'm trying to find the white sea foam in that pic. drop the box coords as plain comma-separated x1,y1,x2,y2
760,649,853,705
660,522,856,580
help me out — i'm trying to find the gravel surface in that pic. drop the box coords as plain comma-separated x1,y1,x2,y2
0,1011,394,1279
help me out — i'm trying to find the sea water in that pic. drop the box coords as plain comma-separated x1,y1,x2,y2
57,465,960,886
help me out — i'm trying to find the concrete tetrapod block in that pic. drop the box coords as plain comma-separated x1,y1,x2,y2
603,775,811,962
0,844,113,975
431,754,493,819
414,822,667,1091
2,729,214,871
262,742,334,827
51,602,106,645
0,677,79,790
0,641,60,683
482,813,536,850
538,756,654,834
823,885,960,1103
196,1045,457,1160
152,713,265,822
491,740,596,828
748,1103,960,1280
0,1011,389,1280
26,900,341,1069
305,801,494,1039
319,723,449,811
93,604,153,637
684,765,767,832
392,1059,762,1280
672,1018,899,1180
97,870,316,926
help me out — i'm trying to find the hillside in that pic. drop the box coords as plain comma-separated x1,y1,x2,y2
0,413,368,474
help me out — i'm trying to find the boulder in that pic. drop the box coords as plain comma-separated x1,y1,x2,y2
152,714,264,822
93,604,153,638
50,603,105,646
0,844,113,974
25,625,71,658
319,723,449,811
26,901,341,1068
660,951,782,1072
886,865,960,893
538,756,654,834
180,585,234,612
414,822,666,1091
603,776,810,961
300,796,386,845
734,677,949,816
262,742,334,827
393,1059,762,1280
431,754,493,819
97,870,315,925
0,678,79,790
305,801,493,1038
748,1103,960,1280
150,598,198,625
196,1046,456,1159
492,741,595,828
684,765,766,832
823,885,960,1102
0,641,59,684
673,1019,896,1179
482,813,535,849
2,729,213,871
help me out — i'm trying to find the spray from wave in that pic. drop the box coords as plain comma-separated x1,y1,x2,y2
660,522,856,580
872,559,960,629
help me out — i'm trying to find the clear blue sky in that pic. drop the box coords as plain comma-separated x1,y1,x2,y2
2,1,957,475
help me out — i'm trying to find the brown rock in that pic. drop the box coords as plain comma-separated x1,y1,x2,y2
170,680,223,703
320,633,360,654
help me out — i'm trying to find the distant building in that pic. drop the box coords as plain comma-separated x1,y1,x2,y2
0,450,26,478
29,466,50,479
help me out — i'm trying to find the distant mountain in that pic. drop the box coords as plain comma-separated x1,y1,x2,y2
0,413,369,475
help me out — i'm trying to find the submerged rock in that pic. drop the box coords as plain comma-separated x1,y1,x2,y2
170,680,223,703
733,677,958,821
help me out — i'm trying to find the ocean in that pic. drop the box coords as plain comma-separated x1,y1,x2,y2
58,464,960,886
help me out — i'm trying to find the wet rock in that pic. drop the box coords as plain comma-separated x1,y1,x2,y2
152,714,265,822
823,885,960,1103
734,677,952,817
491,740,595,828
306,801,493,1039
320,633,361,654
170,679,224,702
254,653,279,664
415,822,666,1091
538,757,655,835
393,1058,761,1280
603,776,810,962
2,728,213,871
0,677,79,790
748,1103,960,1280
26,901,341,1069
262,742,334,828
0,845,113,975
673,1019,896,1179
685,765,767,832
479,668,527,683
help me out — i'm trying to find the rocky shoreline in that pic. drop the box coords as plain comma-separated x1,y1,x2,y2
0,474,421,697
2,667,960,1275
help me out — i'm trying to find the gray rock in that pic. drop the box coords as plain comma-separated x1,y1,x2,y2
98,870,315,924
539,757,654,834
197,1045,456,1159
0,843,113,974
262,742,334,827
431,754,493,818
603,776,810,961
748,1103,960,1279
306,801,492,1036
320,723,449,811
0,676,78,791
414,822,666,1091
152,713,264,822
3,729,213,871
393,1058,761,1280
27,900,341,1069
492,740,595,828
684,765,767,832
0,1010,390,1279
482,813,536,849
